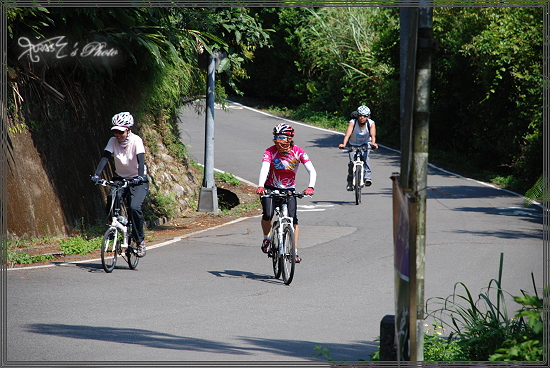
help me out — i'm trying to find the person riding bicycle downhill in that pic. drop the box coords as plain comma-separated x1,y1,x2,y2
91,112,150,257
256,123,317,263
338,105,378,190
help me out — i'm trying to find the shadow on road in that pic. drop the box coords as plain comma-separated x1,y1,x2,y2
208,269,283,285
69,262,139,273
24,323,378,361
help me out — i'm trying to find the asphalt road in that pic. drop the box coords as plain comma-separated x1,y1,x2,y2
5,101,544,365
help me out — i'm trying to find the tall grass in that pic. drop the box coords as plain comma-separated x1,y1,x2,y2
425,253,543,361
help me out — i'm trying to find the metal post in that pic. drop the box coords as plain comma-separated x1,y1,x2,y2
198,52,218,213
399,7,418,190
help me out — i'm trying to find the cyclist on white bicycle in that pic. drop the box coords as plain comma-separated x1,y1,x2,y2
91,112,149,257
256,123,317,263
338,105,378,190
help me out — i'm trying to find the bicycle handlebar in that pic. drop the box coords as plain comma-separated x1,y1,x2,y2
261,190,309,199
342,144,376,153
96,178,130,188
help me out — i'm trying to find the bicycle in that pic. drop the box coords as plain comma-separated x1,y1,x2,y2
345,144,373,205
262,189,306,285
95,179,139,273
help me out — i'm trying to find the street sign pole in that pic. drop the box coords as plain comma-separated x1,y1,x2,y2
198,52,218,213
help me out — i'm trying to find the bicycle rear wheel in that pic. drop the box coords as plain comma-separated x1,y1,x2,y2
355,167,362,205
271,224,281,279
281,225,296,285
101,228,118,273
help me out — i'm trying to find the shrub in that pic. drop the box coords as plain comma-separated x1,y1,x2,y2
59,236,102,255
426,253,543,361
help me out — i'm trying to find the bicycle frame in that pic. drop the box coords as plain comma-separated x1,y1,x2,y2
273,196,293,259
348,145,370,188
96,178,139,272
100,179,131,248
262,189,305,285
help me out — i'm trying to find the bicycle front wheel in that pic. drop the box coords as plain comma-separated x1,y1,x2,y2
271,224,281,279
355,167,362,205
125,242,139,270
101,227,118,273
281,225,296,285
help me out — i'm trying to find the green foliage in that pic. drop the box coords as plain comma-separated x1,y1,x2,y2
489,291,544,361
216,172,241,186
146,192,178,219
266,105,347,132
294,7,399,118
6,7,52,39
7,251,55,265
431,7,543,190
426,254,543,361
524,174,548,206
423,324,466,361
59,236,102,255
237,7,542,194
312,345,367,365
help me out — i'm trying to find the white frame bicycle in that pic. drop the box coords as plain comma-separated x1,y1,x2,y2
346,144,371,205
262,190,305,285
96,179,139,273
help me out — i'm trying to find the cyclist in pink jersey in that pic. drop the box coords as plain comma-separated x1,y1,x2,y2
256,123,316,263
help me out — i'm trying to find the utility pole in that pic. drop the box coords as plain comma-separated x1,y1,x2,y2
394,5,432,362
197,52,218,213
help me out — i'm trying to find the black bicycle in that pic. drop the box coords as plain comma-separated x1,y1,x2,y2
95,179,139,273
262,190,306,285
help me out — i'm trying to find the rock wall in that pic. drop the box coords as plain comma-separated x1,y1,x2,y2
5,62,201,239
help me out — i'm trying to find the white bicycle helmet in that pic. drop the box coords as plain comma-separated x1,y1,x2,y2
111,112,134,130
357,105,371,117
273,123,294,137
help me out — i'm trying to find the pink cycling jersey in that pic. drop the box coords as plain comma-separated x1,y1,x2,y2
262,145,311,189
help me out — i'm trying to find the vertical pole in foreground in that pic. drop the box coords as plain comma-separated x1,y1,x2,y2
198,52,218,213
411,6,433,361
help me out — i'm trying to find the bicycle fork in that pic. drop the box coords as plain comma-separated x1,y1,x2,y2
110,217,129,249
278,203,294,257
353,158,364,188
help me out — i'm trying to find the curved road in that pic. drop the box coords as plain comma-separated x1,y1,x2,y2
5,101,543,364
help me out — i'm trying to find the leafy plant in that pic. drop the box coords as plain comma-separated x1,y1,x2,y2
147,192,178,219
8,251,55,265
312,345,367,366
489,289,544,361
59,236,102,255
426,253,543,361
423,323,465,361
216,172,241,186
524,174,548,207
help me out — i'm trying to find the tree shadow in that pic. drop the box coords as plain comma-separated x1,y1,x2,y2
305,133,343,148
24,323,253,356
452,228,542,240
24,323,378,361
208,269,282,285
451,206,544,226
239,336,379,361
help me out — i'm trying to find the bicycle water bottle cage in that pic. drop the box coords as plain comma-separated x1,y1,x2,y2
117,216,128,225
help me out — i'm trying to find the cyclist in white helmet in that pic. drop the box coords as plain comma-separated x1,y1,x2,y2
256,123,316,263
91,112,149,257
338,105,378,190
